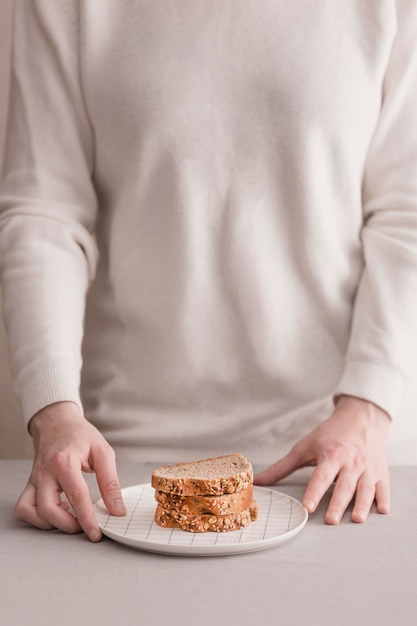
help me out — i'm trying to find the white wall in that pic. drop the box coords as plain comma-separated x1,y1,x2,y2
0,0,415,461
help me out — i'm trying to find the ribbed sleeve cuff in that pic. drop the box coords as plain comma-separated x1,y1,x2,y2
334,360,407,419
17,365,83,427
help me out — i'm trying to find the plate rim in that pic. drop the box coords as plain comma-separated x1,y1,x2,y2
94,483,308,556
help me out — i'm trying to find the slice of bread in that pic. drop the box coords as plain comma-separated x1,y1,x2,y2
155,484,254,516
151,453,253,496
155,501,258,533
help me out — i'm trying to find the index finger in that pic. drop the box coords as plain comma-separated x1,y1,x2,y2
302,461,339,514
92,447,126,517
254,447,305,486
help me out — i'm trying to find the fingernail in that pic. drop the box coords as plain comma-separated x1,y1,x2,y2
303,499,315,512
353,510,365,523
114,498,126,514
327,512,340,525
88,529,101,543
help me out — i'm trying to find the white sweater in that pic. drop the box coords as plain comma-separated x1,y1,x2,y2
1,0,417,463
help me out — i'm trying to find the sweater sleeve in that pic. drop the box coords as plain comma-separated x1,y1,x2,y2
335,0,417,418
0,0,98,425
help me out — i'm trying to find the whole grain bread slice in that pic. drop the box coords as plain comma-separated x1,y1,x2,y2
154,501,259,533
155,484,254,516
151,453,253,496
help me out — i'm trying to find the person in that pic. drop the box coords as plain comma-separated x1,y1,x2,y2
0,0,416,543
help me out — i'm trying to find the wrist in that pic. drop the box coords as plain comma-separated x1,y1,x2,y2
28,401,84,437
335,394,391,424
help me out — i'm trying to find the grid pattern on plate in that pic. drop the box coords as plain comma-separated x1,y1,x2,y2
94,484,306,548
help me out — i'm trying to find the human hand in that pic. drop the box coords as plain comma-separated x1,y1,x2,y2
254,395,391,524
15,401,126,541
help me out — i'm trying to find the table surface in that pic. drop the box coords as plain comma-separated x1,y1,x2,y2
1,461,416,626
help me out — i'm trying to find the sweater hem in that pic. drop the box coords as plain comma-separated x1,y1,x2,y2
334,360,407,420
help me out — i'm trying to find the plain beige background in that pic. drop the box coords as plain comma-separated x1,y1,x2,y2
0,0,32,458
0,0,416,461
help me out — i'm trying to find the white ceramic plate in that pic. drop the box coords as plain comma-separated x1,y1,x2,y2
94,484,308,556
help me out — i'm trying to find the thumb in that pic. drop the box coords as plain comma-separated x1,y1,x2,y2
254,448,303,486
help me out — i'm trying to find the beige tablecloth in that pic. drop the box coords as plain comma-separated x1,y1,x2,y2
0,461,416,626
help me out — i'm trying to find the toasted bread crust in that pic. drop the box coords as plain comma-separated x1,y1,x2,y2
155,485,254,515
154,502,258,533
151,454,253,496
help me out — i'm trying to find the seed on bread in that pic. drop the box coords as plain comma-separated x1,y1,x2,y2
154,485,254,516
152,453,257,533
154,504,254,533
151,454,253,496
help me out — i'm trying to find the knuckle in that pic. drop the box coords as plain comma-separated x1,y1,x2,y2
351,454,366,472
96,440,115,458
66,488,87,508
29,464,46,484
105,446,116,460
14,484,35,520
336,478,353,494
377,475,390,489
49,450,71,473
289,442,302,458
36,500,55,519
323,445,344,463
14,499,27,520
103,478,121,494
313,468,332,484
359,479,375,496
